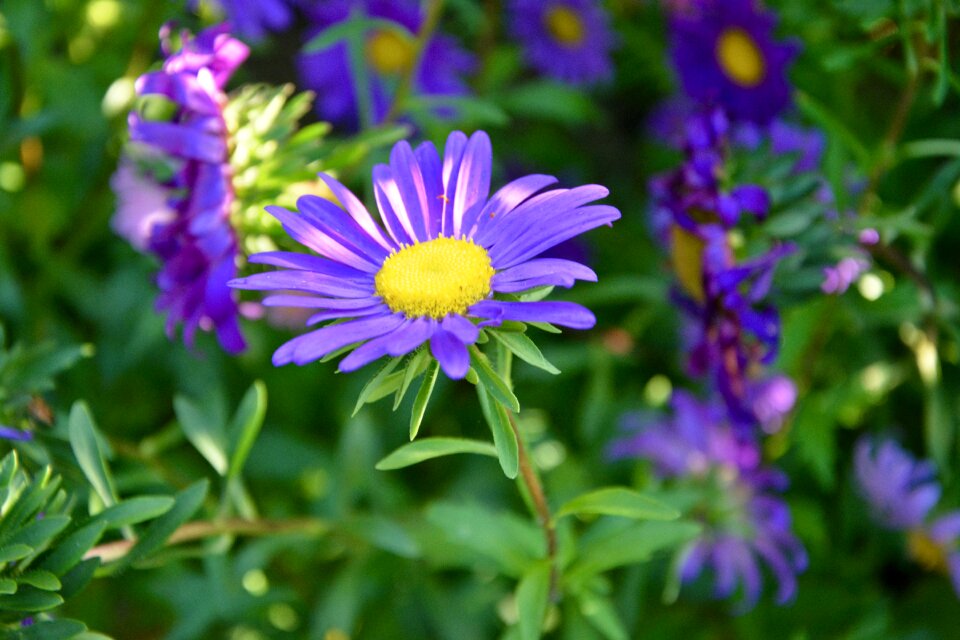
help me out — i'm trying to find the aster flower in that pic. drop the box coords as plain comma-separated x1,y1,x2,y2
125,25,248,353
298,0,475,129
0,425,32,442
855,437,960,596
669,0,798,125
229,130,619,380
192,0,293,41
110,153,176,252
508,0,615,85
610,392,807,610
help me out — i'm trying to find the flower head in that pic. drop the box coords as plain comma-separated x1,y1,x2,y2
298,0,475,129
855,437,960,596
110,153,176,252
230,130,619,379
611,391,807,610
124,24,248,353
508,0,615,85
195,0,294,41
669,0,798,125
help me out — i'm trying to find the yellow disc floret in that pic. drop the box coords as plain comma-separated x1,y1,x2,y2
716,27,766,88
375,236,495,319
907,529,950,574
366,29,415,75
545,5,586,47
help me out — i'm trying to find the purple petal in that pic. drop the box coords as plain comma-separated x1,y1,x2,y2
229,270,373,298
440,314,480,344
338,317,436,372
372,164,417,245
249,251,372,279
430,329,470,379
469,300,596,329
452,131,492,236
492,258,597,292
316,172,396,250
272,313,405,366
264,205,382,272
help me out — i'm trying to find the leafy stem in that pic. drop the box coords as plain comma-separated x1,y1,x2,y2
383,0,445,124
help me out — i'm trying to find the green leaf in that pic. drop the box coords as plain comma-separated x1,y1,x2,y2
0,544,33,564
0,469,61,541
341,515,420,558
226,380,268,482
68,402,118,508
38,522,106,577
555,488,680,523
90,496,175,530
57,558,100,600
394,349,428,410
490,331,560,375
577,592,629,640
567,521,701,582
476,384,519,479
469,345,520,413
516,561,551,640
0,586,64,612
0,578,16,594
353,357,401,415
16,570,60,591
109,480,208,573
375,437,498,470
8,619,88,640
174,395,228,476
7,515,71,552
409,360,439,440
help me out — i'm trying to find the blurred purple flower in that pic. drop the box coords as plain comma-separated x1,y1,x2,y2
611,391,807,610
769,120,825,173
125,24,247,354
0,425,33,442
821,256,869,295
110,155,176,252
508,0,615,85
193,0,293,41
669,0,798,125
297,0,474,129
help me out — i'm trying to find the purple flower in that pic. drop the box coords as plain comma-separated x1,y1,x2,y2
669,0,798,125
855,438,941,531
855,437,960,596
821,256,869,295
508,0,615,85
611,391,807,610
126,25,248,354
110,154,176,252
229,130,619,379
192,0,293,41
298,0,475,130
0,425,33,442
769,120,825,173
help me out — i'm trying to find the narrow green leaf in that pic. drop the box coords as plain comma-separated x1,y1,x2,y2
58,558,100,600
110,479,208,573
555,488,680,523
226,381,268,482
567,521,701,581
490,331,561,375
469,345,520,412
516,561,551,640
0,469,60,541
476,385,519,479
38,522,107,576
7,515,71,552
353,357,401,415
0,544,33,564
578,592,629,640
409,360,439,440
394,349,428,410
174,395,228,476
375,437,498,470
0,586,63,612
90,496,175,530
17,570,60,591
342,515,420,558
9,618,87,640
0,577,16,594
68,402,119,508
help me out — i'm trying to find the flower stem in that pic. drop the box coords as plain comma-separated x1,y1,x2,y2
383,0,445,124
508,410,560,601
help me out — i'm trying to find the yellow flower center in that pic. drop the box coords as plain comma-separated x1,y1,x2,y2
716,27,766,88
375,236,495,319
671,225,706,303
907,529,950,574
545,5,585,47
365,28,415,76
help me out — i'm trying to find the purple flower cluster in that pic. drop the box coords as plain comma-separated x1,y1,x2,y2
650,107,795,431
611,392,807,610
855,438,960,595
297,0,475,130
121,25,248,354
